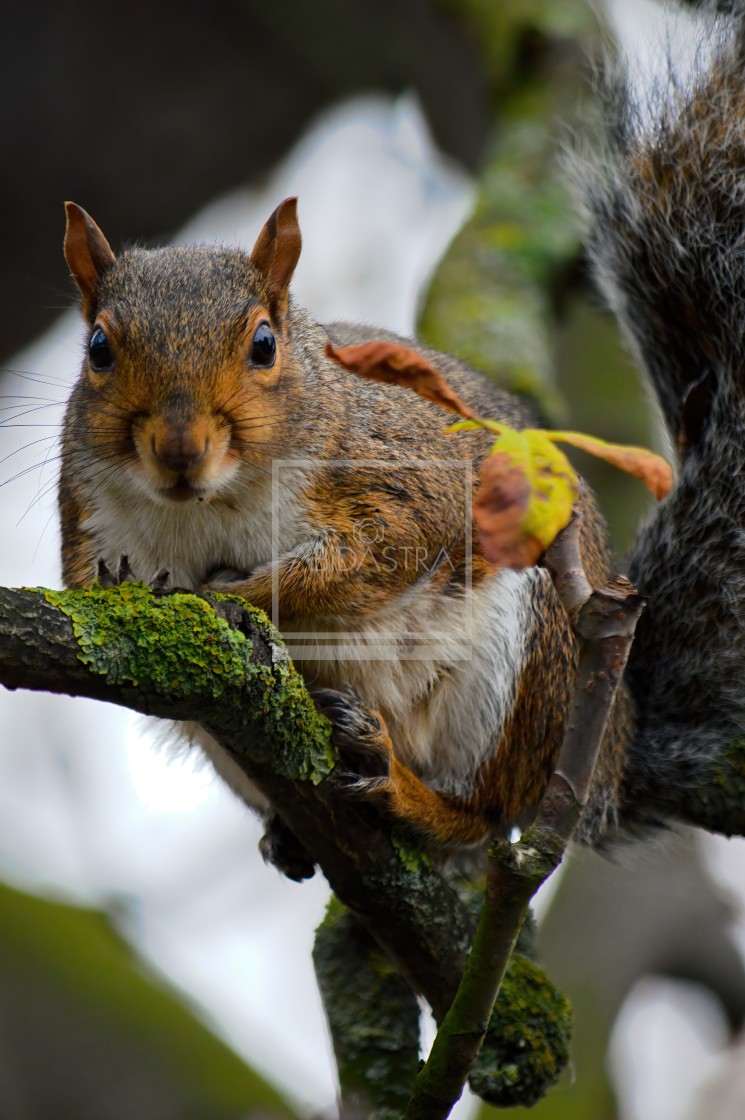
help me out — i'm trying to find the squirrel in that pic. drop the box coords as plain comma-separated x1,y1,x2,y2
59,197,632,875
60,4,745,872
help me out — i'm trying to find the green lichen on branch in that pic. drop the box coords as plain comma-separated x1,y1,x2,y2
469,953,572,1107
43,582,335,785
314,899,421,1120
435,872,569,1105
44,583,251,694
391,834,434,875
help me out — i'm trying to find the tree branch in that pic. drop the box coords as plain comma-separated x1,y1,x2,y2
313,901,421,1120
0,580,571,1111
0,584,466,998
404,513,645,1117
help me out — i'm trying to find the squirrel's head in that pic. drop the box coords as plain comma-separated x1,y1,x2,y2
64,198,303,504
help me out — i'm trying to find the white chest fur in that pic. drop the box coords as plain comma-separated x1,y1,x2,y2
81,460,307,588
281,566,537,794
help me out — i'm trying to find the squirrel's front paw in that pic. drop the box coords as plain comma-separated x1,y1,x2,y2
96,555,140,587
98,555,170,590
97,557,189,596
313,687,395,798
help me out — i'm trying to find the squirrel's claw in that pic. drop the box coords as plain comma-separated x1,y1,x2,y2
96,559,115,588
95,558,192,598
96,554,137,587
335,773,393,796
150,569,197,597
259,812,316,881
313,688,394,796
151,567,171,592
117,555,135,583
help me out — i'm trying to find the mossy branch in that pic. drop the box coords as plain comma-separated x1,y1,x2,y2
314,901,421,1120
0,583,461,994
0,580,570,1111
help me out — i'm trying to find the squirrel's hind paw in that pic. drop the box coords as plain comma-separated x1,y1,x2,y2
313,687,395,797
259,812,316,881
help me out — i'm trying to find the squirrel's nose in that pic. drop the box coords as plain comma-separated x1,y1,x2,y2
151,428,208,473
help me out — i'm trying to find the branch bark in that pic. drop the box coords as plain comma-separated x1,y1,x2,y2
313,902,421,1120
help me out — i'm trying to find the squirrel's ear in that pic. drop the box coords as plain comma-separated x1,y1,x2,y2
250,197,302,322
64,202,116,322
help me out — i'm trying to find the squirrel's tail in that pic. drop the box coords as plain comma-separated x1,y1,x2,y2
582,7,745,834
582,10,745,440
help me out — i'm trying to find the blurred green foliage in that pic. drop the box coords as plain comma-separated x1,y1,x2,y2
0,881,296,1119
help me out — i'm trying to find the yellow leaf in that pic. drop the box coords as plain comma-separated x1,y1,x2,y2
445,420,486,434
473,429,578,569
445,418,504,436
521,431,578,552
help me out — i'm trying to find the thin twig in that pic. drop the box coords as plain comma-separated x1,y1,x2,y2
403,510,645,1118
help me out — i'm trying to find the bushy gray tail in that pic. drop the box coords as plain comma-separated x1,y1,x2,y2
583,9,745,832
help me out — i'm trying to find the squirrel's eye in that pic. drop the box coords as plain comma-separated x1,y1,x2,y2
249,321,276,368
89,326,114,372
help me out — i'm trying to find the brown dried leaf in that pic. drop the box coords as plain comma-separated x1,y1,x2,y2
473,452,544,569
326,341,477,419
549,431,674,500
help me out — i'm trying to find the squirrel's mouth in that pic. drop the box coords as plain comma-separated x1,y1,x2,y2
161,477,206,503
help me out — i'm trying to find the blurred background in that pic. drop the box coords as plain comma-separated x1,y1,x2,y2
2,0,745,1117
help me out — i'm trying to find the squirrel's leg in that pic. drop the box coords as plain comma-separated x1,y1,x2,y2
260,812,316,881
204,532,433,620
314,689,494,847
